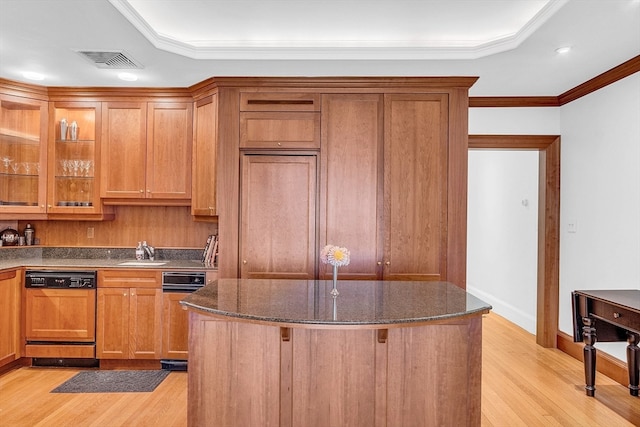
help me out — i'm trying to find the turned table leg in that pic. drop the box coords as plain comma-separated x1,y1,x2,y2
628,332,639,397
582,317,597,397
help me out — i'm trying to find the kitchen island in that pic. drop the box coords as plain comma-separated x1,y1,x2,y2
181,279,491,427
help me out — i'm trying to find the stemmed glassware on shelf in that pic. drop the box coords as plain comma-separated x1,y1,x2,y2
1,156,13,173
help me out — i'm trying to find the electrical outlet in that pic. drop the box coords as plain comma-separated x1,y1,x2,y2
87,227,95,239
567,220,577,233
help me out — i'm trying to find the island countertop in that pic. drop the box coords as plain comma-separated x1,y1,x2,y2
181,278,491,326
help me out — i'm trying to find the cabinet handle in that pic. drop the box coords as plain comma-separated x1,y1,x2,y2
277,142,282,146
48,205,52,208
147,189,151,193
385,261,390,266
124,292,128,296
243,260,247,264
377,261,382,266
613,312,622,319
139,189,144,193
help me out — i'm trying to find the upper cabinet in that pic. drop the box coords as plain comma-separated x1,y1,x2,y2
0,93,48,217
239,92,320,149
214,77,477,286
191,95,218,219
101,101,193,204
47,101,113,219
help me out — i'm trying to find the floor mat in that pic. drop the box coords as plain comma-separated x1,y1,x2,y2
51,370,170,393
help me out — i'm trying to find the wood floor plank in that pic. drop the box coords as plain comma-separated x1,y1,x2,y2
0,313,638,426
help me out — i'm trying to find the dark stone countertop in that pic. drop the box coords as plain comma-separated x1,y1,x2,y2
181,279,492,327
0,246,216,271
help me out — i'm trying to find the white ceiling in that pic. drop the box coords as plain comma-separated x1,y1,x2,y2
1,0,639,96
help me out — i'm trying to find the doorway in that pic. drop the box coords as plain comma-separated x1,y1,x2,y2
468,135,560,348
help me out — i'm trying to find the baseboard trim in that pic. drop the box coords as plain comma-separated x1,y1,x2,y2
557,331,628,387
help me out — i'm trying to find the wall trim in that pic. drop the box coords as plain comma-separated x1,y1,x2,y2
470,55,640,108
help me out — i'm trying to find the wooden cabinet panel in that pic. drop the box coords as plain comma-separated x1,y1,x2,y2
291,328,379,426
147,102,192,199
162,292,189,360
240,112,320,149
96,287,129,358
240,154,317,279
187,313,282,427
97,269,162,359
191,95,218,218
320,94,383,279
129,287,162,358
383,94,448,281
0,270,20,367
25,288,96,341
101,102,147,198
240,92,320,112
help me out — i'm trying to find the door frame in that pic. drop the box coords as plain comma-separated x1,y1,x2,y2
468,135,560,348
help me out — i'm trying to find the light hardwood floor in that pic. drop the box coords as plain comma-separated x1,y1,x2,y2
1,313,638,427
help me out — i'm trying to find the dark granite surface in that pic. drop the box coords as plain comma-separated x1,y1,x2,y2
182,279,492,326
0,246,215,271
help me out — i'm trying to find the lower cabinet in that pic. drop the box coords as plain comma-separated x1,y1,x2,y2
161,292,189,360
0,269,21,367
96,270,162,359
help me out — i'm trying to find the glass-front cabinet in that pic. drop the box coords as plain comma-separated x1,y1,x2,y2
0,94,48,216
47,102,104,215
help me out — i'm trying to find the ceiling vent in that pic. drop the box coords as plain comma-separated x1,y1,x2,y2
76,50,143,69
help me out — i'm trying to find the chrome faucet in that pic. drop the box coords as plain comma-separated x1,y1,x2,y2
142,241,155,261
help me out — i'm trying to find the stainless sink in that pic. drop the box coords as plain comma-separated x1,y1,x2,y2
117,261,167,266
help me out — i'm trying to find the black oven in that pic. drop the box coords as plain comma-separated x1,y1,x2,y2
24,270,98,367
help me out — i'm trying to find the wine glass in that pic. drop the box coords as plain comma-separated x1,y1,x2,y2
1,156,13,173
10,162,20,174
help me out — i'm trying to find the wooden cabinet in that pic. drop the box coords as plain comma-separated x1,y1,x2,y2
0,93,48,218
0,270,21,367
161,292,189,360
96,270,162,359
101,101,192,203
321,93,448,281
47,101,113,219
239,92,320,149
191,95,218,218
240,154,317,279
320,94,383,280
382,94,449,281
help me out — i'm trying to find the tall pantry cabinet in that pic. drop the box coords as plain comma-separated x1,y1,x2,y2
210,77,476,287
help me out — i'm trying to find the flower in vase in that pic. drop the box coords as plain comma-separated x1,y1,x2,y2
320,245,350,267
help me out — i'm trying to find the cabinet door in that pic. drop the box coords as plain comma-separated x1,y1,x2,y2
147,102,192,199
162,292,189,359
96,288,130,358
129,287,163,358
383,94,448,281
101,102,147,198
0,94,48,216
47,101,107,217
320,94,383,280
240,154,317,279
0,270,20,366
191,95,217,217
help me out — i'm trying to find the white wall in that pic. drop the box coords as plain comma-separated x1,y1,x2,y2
558,73,640,360
467,150,539,333
468,72,640,361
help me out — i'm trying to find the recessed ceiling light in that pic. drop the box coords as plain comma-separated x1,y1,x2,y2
118,72,138,81
555,46,571,54
22,71,45,81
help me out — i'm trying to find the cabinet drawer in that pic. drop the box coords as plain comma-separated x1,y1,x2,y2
240,92,320,112
592,300,640,333
99,269,161,288
240,112,320,149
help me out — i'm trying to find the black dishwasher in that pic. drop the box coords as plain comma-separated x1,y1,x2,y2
161,271,206,370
